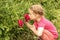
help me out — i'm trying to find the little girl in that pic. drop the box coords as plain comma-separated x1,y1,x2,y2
25,4,58,40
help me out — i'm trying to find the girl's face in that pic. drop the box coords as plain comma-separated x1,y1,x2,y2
29,9,40,20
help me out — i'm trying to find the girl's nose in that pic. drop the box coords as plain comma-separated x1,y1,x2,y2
29,14,32,19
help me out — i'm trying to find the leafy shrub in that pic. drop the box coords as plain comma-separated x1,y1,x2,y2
0,0,60,40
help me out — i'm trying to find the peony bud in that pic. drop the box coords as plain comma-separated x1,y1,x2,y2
18,20,24,28
24,13,30,22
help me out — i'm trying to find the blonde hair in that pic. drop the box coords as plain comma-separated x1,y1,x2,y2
30,4,44,15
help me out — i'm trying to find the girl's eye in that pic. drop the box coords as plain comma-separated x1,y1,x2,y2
30,14,31,15
30,13,32,15
29,14,31,15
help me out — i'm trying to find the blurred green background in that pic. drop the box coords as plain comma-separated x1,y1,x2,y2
0,0,60,40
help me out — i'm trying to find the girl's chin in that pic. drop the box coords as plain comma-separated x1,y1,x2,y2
31,18,36,20
30,18,34,20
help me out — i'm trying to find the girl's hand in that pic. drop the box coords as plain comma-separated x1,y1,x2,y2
25,22,35,30
25,22,44,37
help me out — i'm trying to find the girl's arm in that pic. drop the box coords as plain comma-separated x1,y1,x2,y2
25,22,44,37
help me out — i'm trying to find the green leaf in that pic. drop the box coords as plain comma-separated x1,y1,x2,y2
0,29,2,35
29,20,34,25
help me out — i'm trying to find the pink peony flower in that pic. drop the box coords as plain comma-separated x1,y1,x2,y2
24,13,30,22
18,20,24,28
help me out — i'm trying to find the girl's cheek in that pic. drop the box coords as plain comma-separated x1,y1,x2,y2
32,15,35,19
31,15,35,20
